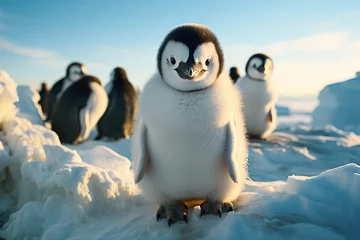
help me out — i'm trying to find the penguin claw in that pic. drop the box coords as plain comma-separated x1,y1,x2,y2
200,200,233,218
156,201,188,226
168,219,173,227
183,213,188,223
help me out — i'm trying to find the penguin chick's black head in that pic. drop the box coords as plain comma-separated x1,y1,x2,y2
41,82,49,90
229,67,240,83
245,53,273,76
157,24,224,78
66,62,86,77
112,67,129,81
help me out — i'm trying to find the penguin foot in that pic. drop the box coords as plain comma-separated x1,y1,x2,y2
200,200,234,218
156,201,188,227
247,134,261,140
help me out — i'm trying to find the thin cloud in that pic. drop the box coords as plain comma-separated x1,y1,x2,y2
0,38,107,69
0,39,56,58
225,32,349,59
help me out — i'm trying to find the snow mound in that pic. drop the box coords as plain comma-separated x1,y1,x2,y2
275,104,291,116
0,117,141,240
0,70,19,128
208,163,360,240
249,123,360,181
15,85,45,125
312,73,360,134
2,117,60,161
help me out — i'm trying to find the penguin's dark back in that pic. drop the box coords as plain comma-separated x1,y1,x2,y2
97,79,138,139
46,78,65,121
51,76,101,144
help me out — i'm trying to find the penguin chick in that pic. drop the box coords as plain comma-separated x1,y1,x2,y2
96,67,138,141
236,53,277,139
131,23,248,226
46,62,87,124
51,75,108,144
38,82,49,115
229,66,240,83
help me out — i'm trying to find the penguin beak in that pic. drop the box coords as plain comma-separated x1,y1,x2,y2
257,65,265,73
176,62,206,80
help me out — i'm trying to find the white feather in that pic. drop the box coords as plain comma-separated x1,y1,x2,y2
132,72,248,204
78,82,108,142
236,75,278,138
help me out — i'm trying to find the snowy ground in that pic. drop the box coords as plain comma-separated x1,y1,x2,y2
0,85,359,240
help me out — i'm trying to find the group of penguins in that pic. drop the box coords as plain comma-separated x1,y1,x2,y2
37,24,278,226
38,64,138,144
37,37,276,146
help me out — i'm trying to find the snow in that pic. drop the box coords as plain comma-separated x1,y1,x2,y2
14,85,45,125
0,78,359,240
0,70,19,128
275,104,290,116
312,73,360,134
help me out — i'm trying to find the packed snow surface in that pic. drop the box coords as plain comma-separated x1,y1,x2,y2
0,80,359,240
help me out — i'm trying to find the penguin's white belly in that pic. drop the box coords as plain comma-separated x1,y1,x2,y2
146,117,226,199
238,76,277,137
242,101,275,135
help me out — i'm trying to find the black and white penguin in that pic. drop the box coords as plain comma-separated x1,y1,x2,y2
51,75,108,144
46,62,87,124
96,67,138,141
229,66,240,83
235,53,277,139
38,82,49,115
132,24,248,226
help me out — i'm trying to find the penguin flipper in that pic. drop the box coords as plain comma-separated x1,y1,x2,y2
79,107,90,143
267,109,273,123
134,119,149,184
225,118,240,183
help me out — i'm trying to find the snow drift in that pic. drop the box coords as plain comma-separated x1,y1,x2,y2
275,104,290,116
0,117,142,240
0,70,19,128
312,72,360,134
15,85,45,125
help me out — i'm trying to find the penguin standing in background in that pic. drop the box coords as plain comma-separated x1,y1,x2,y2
236,53,277,139
38,82,49,115
46,62,87,124
132,24,248,226
96,67,138,140
51,75,108,144
229,66,241,83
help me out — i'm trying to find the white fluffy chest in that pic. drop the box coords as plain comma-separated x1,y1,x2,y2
138,74,238,197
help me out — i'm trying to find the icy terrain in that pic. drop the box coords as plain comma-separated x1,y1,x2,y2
0,83,359,240
312,72,360,134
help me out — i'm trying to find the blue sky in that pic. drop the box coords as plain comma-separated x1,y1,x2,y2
1,0,360,96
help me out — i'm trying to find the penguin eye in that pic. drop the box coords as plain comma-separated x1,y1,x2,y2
170,57,176,65
252,64,257,68
205,59,211,66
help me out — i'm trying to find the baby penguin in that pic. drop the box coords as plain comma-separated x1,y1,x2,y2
229,66,241,83
51,75,108,144
96,67,138,141
132,24,248,226
236,53,277,139
46,62,87,124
